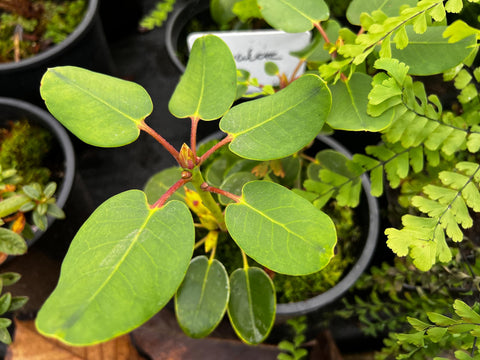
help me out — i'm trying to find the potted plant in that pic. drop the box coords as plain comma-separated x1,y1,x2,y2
0,0,113,105
33,34,341,346
0,97,75,254
0,96,75,349
32,0,480,355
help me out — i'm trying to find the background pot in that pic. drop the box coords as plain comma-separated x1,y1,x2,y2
0,97,75,249
0,0,114,106
165,0,210,73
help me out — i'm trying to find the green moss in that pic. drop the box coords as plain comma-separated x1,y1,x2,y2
0,0,86,62
0,119,52,184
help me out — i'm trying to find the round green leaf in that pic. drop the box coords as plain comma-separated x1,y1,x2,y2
0,228,27,255
258,0,329,32
169,35,237,121
35,190,195,346
225,181,337,275
219,171,257,205
144,166,194,204
391,26,477,76
220,74,332,161
227,267,275,344
40,66,152,147
327,72,393,131
346,0,417,26
175,256,229,338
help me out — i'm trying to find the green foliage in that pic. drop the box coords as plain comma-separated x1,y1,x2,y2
139,0,176,31
0,119,52,185
43,0,86,44
395,300,480,360
0,0,86,62
277,316,309,360
0,272,28,345
338,245,480,359
33,0,480,354
0,119,65,249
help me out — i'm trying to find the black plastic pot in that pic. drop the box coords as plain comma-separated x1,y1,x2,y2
0,97,75,249
165,0,210,73
0,0,114,106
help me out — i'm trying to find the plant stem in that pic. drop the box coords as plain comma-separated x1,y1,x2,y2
241,250,249,269
201,184,241,203
190,167,227,231
191,117,199,161
138,120,180,164
198,134,233,165
290,59,306,83
151,177,190,208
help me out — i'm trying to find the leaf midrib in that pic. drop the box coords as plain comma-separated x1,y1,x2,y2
62,207,158,329
230,83,321,137
50,69,142,124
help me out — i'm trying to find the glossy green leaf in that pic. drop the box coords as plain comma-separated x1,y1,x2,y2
0,272,21,286
225,181,336,275
169,35,237,121
227,267,275,344
257,0,329,32
221,74,331,161
391,26,477,75
0,228,27,255
0,326,11,345
219,172,257,205
9,296,29,312
0,293,11,316
40,66,152,147
144,166,194,204
346,0,417,26
327,73,393,131
36,190,195,345
175,256,229,338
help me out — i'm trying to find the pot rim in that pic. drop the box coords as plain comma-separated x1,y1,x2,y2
165,0,210,73
0,96,75,245
0,0,98,72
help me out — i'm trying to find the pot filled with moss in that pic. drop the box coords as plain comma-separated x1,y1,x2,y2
0,96,75,262
0,0,113,105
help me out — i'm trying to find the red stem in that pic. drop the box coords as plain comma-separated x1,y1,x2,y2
314,21,331,44
198,134,233,165
138,120,180,164
151,177,190,208
191,117,199,161
314,21,348,81
201,183,241,203
290,59,306,83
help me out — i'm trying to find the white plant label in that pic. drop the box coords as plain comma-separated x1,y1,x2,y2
187,30,311,93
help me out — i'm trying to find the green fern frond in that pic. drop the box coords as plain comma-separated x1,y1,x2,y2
386,162,480,270
139,0,176,31
320,0,463,80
